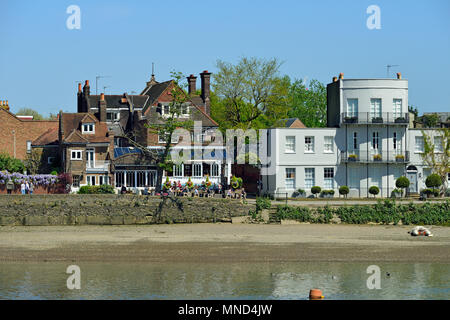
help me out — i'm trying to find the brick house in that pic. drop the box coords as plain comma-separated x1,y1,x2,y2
0,103,58,161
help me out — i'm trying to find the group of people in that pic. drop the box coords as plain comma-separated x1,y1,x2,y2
164,181,223,197
5,179,34,194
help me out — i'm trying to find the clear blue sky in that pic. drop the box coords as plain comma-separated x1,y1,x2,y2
1,0,449,116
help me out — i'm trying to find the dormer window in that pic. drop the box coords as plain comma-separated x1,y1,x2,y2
82,123,95,134
107,111,120,122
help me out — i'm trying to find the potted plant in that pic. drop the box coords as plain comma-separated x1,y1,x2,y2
186,177,194,191
391,188,402,198
343,116,358,124
348,154,358,162
320,189,335,198
425,173,442,198
369,186,380,198
373,154,382,162
395,176,410,197
395,116,407,123
293,188,306,198
311,186,321,198
231,175,240,190
372,117,383,123
339,186,349,198
395,154,405,162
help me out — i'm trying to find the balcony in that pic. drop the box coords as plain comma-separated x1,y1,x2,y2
341,112,409,125
340,150,410,164
86,160,110,172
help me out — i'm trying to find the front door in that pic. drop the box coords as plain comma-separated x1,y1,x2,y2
406,171,417,193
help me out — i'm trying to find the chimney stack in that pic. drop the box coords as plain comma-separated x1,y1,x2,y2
187,74,197,95
397,72,402,79
99,93,107,122
332,76,338,82
83,80,90,96
78,83,82,93
339,73,344,80
200,70,211,115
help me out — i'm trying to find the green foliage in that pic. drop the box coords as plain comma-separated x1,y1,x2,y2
339,186,349,196
425,173,442,188
320,190,335,196
421,114,440,128
78,185,115,194
369,186,380,197
0,153,25,173
50,170,58,176
15,108,44,120
297,188,305,194
396,176,410,189
256,197,271,211
276,201,450,226
311,186,321,196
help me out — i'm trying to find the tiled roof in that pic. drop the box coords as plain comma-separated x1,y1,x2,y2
32,127,58,146
61,113,111,144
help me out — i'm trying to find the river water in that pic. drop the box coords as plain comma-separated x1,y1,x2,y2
0,262,448,300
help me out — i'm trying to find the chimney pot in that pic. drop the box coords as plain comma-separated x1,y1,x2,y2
397,72,402,79
78,83,82,92
85,80,89,86
339,73,344,79
332,76,338,82
100,93,105,101
5,100,8,105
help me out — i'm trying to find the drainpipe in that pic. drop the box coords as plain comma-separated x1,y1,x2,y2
12,130,16,158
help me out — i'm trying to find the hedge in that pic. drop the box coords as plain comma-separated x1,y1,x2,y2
276,200,450,226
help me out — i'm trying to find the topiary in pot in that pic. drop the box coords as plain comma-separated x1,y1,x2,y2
425,173,442,197
339,186,349,198
395,176,410,197
311,186,321,198
369,186,380,198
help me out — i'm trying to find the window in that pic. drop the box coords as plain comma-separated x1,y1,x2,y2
106,112,120,122
352,132,358,150
305,136,314,153
72,175,80,187
158,133,179,144
181,104,189,116
347,99,358,117
370,98,382,118
285,168,296,189
211,163,220,177
99,176,108,185
285,136,296,153
305,168,315,189
26,141,32,153
86,175,96,186
415,136,424,153
193,163,202,177
173,164,183,177
434,136,444,153
86,149,94,168
71,150,82,160
393,132,402,154
372,132,380,151
324,168,334,189
393,99,402,118
47,157,55,164
82,123,95,134
324,136,334,153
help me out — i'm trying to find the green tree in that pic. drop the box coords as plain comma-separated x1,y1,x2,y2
421,114,440,128
0,153,25,173
395,176,410,197
15,108,44,120
420,128,450,194
212,56,283,129
287,78,327,128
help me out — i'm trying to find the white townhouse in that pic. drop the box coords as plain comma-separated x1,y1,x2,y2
261,73,448,198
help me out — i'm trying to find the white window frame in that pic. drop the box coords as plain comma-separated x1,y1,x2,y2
211,163,220,177
285,168,296,189
347,99,358,117
82,123,95,134
370,98,382,118
47,156,55,164
305,168,315,189
26,140,32,153
393,99,402,118
324,136,334,153
415,136,424,153
173,164,183,177
304,136,315,153
158,133,179,144
71,150,82,160
193,163,202,177
324,168,334,189
106,111,120,122
86,175,96,186
434,136,444,153
285,136,296,153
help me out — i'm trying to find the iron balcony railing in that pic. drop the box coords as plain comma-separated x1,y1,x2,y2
340,150,410,164
340,112,409,125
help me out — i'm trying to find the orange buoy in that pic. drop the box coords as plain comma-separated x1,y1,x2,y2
309,289,324,300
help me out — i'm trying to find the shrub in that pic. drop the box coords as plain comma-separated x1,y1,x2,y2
369,186,380,197
77,185,115,194
339,186,349,198
256,197,271,211
311,186,321,197
50,170,58,176
446,188,450,197
78,186,92,194
395,176,410,197
297,188,305,194
320,190,335,196
425,173,442,189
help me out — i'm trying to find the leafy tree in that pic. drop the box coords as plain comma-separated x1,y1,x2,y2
339,186,349,198
395,176,410,197
287,78,327,128
0,153,25,173
425,173,442,194
421,114,440,128
369,186,380,198
408,105,418,118
212,56,283,129
420,129,450,194
15,108,44,120
311,186,321,197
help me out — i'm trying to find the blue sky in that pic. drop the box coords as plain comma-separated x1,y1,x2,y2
1,0,449,116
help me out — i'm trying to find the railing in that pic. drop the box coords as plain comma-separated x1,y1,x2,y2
340,150,410,163
86,160,110,171
341,112,409,125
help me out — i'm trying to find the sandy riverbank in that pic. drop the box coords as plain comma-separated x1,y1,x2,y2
0,224,449,263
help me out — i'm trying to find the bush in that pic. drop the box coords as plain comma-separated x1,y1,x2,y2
0,153,25,173
396,176,410,189
369,186,380,197
320,190,335,197
311,186,321,197
426,173,442,189
446,188,450,197
297,188,305,194
339,186,349,197
50,170,58,176
78,185,115,194
256,197,271,211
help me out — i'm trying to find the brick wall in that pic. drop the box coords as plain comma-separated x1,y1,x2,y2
0,109,58,160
